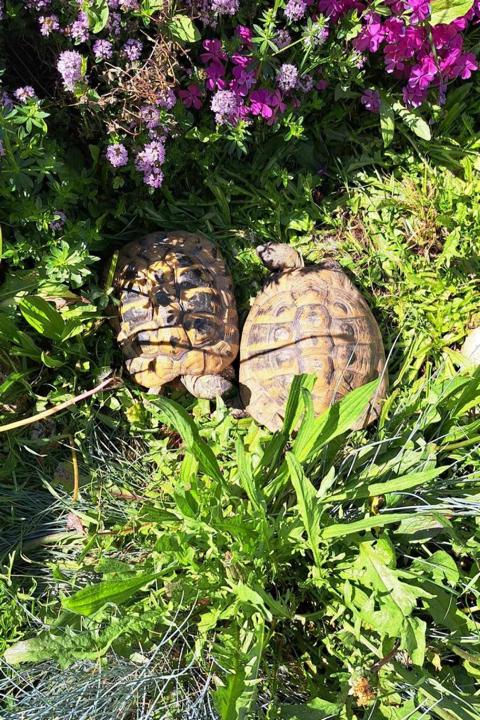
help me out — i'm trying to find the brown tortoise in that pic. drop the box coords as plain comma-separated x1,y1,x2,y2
113,231,239,398
239,243,388,431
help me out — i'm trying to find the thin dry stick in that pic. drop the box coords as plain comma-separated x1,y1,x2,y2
0,377,118,434
69,434,80,503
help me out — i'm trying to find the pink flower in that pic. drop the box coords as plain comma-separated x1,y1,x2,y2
408,55,437,91
407,0,430,24
249,89,274,120
361,89,380,113
205,60,227,91
249,89,286,125
354,13,385,53
235,25,253,46
178,84,203,110
200,39,227,64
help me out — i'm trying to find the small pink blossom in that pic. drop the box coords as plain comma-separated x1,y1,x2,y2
178,84,203,110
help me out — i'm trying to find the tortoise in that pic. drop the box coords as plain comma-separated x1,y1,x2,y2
239,243,388,431
113,231,239,398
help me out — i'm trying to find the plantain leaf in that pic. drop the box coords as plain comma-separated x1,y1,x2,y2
321,512,418,539
62,571,164,616
19,296,65,340
393,102,431,141
153,396,224,484
286,452,323,567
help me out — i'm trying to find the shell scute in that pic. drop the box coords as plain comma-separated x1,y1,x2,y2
240,265,387,430
114,231,239,389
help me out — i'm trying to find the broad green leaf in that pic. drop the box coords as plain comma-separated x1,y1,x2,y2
62,571,163,616
393,102,431,141
231,582,271,619
168,15,201,43
430,0,474,25
356,540,428,616
286,453,322,567
266,379,381,499
293,379,381,463
19,296,65,340
153,397,223,484
380,96,395,148
87,0,109,33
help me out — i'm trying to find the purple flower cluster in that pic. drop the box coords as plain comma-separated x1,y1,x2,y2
13,86,36,103
277,63,298,91
39,14,59,36
122,38,143,61
135,139,166,188
57,51,83,91
93,40,113,61
106,143,129,167
210,0,239,14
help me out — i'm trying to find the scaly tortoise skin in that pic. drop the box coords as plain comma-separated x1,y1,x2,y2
114,231,239,397
239,243,387,431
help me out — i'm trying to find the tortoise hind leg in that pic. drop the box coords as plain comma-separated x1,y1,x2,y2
181,374,233,399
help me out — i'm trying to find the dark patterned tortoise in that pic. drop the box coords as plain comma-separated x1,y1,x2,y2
239,243,388,431
113,231,239,398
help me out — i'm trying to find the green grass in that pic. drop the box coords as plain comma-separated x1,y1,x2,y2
2,98,480,718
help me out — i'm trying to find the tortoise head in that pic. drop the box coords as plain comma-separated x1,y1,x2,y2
256,243,304,273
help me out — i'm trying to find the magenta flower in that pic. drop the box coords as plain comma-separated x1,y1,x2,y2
205,60,227,91
354,13,385,53
249,89,286,124
231,60,256,96
235,25,253,46
178,84,203,110
408,55,437,91
200,39,227,64
407,0,430,24
361,89,380,113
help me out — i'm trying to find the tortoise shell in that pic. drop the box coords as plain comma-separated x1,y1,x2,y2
239,262,387,431
114,231,239,389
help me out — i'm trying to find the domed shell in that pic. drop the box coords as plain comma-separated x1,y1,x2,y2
114,231,239,389
239,264,387,431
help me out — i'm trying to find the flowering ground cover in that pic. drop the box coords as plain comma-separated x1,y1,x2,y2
1,1,480,718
